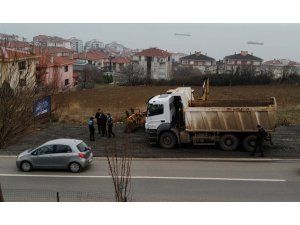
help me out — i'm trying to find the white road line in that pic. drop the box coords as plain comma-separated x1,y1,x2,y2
0,174,286,182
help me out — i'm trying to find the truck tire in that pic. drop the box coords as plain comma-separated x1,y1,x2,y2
159,132,177,149
242,135,257,152
219,134,238,151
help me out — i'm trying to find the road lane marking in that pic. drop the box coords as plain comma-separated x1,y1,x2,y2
0,174,286,182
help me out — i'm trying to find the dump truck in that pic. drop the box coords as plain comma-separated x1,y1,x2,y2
145,79,277,151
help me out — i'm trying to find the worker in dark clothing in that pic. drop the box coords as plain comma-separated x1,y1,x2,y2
107,113,115,138
251,124,267,157
100,112,107,137
88,117,95,141
95,108,102,135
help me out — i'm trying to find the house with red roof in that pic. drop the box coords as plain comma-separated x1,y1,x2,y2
111,57,131,72
133,47,172,80
35,52,75,91
0,47,39,89
74,51,108,70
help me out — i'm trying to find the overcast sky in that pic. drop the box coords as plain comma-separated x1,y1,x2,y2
1,23,300,62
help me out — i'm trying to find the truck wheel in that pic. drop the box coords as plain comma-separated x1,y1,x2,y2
159,132,177,149
219,134,238,151
243,135,257,152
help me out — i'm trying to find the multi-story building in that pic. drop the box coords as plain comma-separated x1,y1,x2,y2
33,35,71,49
69,37,83,52
223,51,263,74
171,52,187,63
0,47,39,89
36,53,74,92
133,47,172,80
263,59,300,78
84,39,105,51
180,51,216,74
0,33,26,42
105,41,130,54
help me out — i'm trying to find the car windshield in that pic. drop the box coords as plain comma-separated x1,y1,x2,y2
77,142,90,152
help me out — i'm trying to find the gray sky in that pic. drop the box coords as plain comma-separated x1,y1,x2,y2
1,23,300,61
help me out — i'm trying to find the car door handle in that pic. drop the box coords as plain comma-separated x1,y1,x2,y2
161,120,165,122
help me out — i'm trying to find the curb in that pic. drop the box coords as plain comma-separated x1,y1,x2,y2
2,155,300,162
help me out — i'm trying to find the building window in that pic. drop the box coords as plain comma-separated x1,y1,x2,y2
64,65,68,72
64,79,69,86
237,61,241,65
227,60,235,65
18,61,26,70
189,61,194,65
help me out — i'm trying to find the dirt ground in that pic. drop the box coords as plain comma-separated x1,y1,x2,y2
1,122,300,159
52,84,300,125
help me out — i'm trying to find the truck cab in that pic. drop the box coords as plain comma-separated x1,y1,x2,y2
145,87,193,148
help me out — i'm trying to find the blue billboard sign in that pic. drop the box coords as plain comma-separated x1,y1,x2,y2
33,96,51,117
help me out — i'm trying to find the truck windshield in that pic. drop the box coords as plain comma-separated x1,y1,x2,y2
147,104,164,116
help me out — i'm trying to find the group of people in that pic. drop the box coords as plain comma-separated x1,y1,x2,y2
88,108,115,141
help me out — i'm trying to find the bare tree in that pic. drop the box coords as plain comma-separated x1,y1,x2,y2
105,139,132,202
78,64,100,88
121,62,144,85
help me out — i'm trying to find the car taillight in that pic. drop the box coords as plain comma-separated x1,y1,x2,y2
78,152,86,158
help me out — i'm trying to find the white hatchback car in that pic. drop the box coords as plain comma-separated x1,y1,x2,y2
16,139,93,173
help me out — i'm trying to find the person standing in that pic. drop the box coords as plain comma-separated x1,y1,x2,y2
251,124,266,157
95,108,102,135
100,112,107,137
107,113,115,138
88,117,95,141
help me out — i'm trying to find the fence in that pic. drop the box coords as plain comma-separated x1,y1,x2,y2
1,188,114,202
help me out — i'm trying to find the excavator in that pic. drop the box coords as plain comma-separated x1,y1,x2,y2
124,108,146,133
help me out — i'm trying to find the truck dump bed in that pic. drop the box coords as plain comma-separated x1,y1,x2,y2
184,97,277,132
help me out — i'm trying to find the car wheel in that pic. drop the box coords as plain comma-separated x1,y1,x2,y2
21,161,32,172
69,162,81,173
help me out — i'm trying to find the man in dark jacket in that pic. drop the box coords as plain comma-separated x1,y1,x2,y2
251,124,267,157
100,112,107,137
107,113,115,138
95,108,102,135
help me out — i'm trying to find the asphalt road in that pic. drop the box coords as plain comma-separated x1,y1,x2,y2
1,157,300,202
